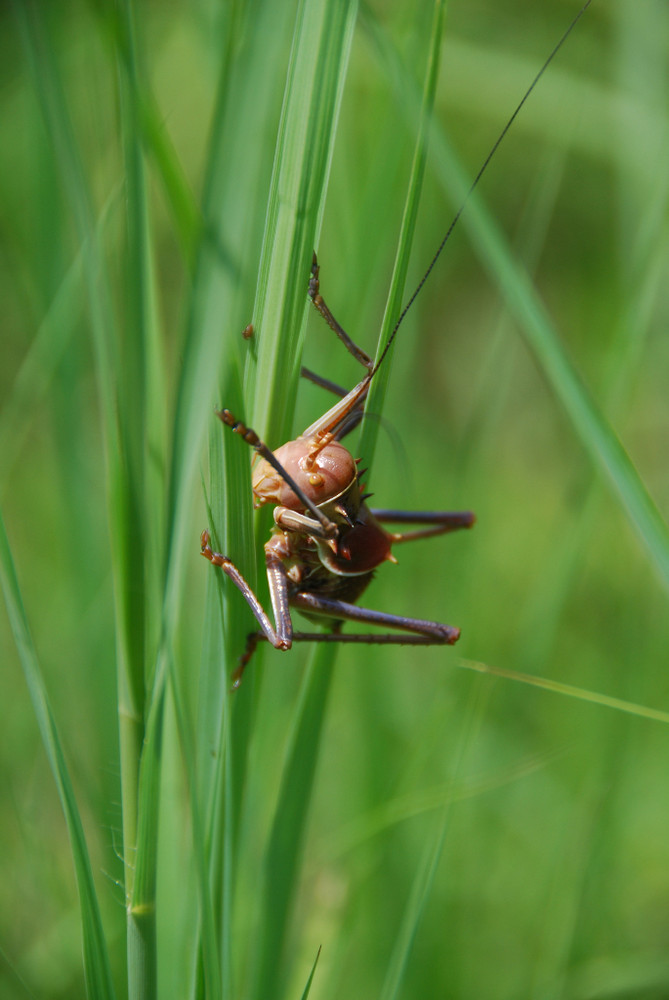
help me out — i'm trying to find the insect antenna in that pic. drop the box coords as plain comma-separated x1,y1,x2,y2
370,0,593,380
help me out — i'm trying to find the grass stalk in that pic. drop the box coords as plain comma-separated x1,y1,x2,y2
0,512,116,999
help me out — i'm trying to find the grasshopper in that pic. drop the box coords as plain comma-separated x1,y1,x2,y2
202,2,592,687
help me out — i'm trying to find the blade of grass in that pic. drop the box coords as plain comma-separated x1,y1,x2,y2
439,146,669,592
252,647,337,1000
184,4,301,997
379,678,482,1000
298,946,322,1000
0,180,124,499
123,3,302,996
250,4,449,995
127,684,163,1000
115,3,169,994
99,5,203,270
372,1,669,595
458,658,669,725
13,4,151,970
0,510,116,1000
147,3,315,996
232,1,357,997
116,0,167,666
249,0,357,444
169,655,222,1000
358,0,447,471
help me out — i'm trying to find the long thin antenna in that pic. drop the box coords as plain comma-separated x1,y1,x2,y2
371,0,593,377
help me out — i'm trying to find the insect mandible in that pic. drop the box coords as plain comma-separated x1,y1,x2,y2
201,1,592,688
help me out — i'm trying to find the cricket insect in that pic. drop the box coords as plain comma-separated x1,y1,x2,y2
201,1,592,688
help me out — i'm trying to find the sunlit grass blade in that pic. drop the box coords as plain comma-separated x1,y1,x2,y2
0,226,86,494
239,1,356,996
298,946,322,1000
13,1,150,947
374,3,669,593
175,0,359,991
169,5,307,997
250,0,357,443
321,745,568,861
379,685,481,1000
380,819,448,1000
458,658,669,725
0,511,116,1000
113,2,170,992
135,93,202,270
253,648,336,1000
182,5,311,998
127,687,162,1000
358,0,446,470
443,159,669,591
169,656,222,1000
248,4,449,994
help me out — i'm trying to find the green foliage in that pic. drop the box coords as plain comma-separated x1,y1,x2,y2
2,1,669,999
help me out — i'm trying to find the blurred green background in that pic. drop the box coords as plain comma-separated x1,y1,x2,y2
2,0,669,998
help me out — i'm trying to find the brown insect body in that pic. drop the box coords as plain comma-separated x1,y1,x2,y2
253,387,395,590
201,262,472,686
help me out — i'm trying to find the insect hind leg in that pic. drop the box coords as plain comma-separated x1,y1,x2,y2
291,592,461,644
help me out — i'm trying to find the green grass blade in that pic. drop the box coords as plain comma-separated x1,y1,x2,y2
252,647,337,1000
297,946,322,1000
13,0,150,903
380,819,449,1000
454,189,669,591
250,0,358,443
0,243,81,494
358,0,446,471
136,92,202,269
377,12,669,594
0,511,116,1000
114,2,169,991
230,2,358,996
458,658,669,725
127,685,163,1000
182,7,302,998
380,685,481,1000
100,3,202,269
169,658,222,1000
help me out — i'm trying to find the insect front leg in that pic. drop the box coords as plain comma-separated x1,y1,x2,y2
273,507,339,539
200,530,293,672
